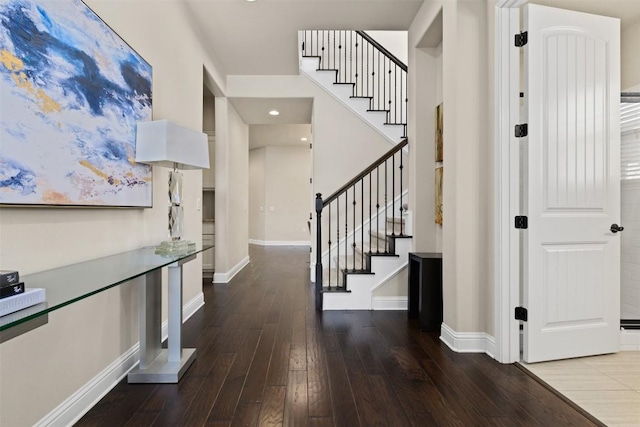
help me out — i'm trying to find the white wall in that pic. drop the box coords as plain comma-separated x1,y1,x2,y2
622,19,640,91
365,31,409,65
249,147,267,241
408,0,495,336
249,146,311,244
0,1,225,425
214,99,250,282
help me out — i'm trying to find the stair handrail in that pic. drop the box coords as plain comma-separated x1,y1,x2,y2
314,138,408,309
323,138,408,207
356,31,407,72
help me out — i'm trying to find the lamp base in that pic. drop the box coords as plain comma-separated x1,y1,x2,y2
155,239,196,256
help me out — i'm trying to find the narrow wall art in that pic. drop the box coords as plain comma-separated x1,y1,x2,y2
435,166,442,224
435,102,443,162
0,0,153,207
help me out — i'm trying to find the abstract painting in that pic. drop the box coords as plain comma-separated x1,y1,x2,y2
435,103,443,162
435,167,442,225
0,0,152,207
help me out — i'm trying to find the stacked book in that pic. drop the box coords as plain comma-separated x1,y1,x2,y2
0,270,46,317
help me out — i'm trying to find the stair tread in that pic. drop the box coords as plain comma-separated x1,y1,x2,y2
334,82,355,86
367,109,390,113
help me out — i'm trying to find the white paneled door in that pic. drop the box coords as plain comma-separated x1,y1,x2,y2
523,4,621,363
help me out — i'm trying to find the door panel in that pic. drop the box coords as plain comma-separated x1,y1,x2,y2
524,4,620,363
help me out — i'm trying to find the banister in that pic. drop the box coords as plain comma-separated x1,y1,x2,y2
323,138,408,207
356,30,408,73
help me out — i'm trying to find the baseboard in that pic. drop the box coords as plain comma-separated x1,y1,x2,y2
621,328,640,351
440,323,497,359
213,256,250,284
249,239,310,247
372,296,407,310
35,292,205,427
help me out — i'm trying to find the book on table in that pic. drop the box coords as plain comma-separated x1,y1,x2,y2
0,288,46,317
0,282,25,299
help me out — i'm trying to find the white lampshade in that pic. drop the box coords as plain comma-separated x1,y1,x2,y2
135,120,209,170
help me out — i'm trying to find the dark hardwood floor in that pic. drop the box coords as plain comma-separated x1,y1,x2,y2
76,246,598,426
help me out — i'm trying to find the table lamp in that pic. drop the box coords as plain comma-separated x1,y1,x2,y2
135,120,210,255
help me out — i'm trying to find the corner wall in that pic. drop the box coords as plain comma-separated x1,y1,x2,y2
408,0,495,338
214,99,250,282
0,1,225,424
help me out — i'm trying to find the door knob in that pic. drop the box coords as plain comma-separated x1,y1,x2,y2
610,224,625,233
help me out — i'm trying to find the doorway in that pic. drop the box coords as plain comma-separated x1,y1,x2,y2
621,93,640,330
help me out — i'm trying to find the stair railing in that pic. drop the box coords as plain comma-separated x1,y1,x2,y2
314,139,408,304
301,30,408,129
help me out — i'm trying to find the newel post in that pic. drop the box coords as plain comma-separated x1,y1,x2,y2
315,193,323,310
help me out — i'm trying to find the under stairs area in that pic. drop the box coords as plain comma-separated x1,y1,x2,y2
300,30,411,311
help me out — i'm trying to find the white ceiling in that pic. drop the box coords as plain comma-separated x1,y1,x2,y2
228,97,312,124
249,124,312,149
182,0,425,76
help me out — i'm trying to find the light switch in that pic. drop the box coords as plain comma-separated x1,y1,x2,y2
196,197,201,211
260,206,264,211
269,206,275,212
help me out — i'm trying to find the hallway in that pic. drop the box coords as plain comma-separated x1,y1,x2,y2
77,245,599,426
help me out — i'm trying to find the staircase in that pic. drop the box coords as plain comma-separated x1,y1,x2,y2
301,30,412,311
299,30,407,145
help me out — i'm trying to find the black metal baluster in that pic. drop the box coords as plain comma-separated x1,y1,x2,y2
352,185,356,271
392,154,396,236
361,179,364,269
328,203,331,288
350,31,353,89
320,31,325,68
369,173,372,256
338,31,341,83
400,150,404,236
344,191,348,284
388,62,392,124
314,193,323,305
376,166,380,253
394,65,398,123
336,198,340,288
384,159,388,253
377,47,381,111
355,33,359,96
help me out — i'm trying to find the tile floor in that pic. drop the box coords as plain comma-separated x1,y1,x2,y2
522,351,640,426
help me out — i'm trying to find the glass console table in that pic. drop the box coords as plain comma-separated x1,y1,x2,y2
0,245,213,383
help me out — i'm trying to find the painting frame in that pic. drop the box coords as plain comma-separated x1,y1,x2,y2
0,0,153,208
435,102,443,162
435,167,443,225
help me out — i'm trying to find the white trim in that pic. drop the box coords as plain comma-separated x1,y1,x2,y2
494,3,523,364
35,344,139,427
370,261,408,293
35,291,205,427
621,328,640,351
372,296,407,310
249,240,310,247
213,256,250,283
440,323,497,359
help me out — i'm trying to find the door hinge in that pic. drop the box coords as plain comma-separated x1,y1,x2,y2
515,31,528,47
310,143,312,149
515,216,528,229
515,124,528,138
310,177,312,184
515,306,528,321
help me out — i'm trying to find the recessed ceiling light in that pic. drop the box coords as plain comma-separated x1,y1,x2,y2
301,137,308,141
246,0,256,2
269,110,280,116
